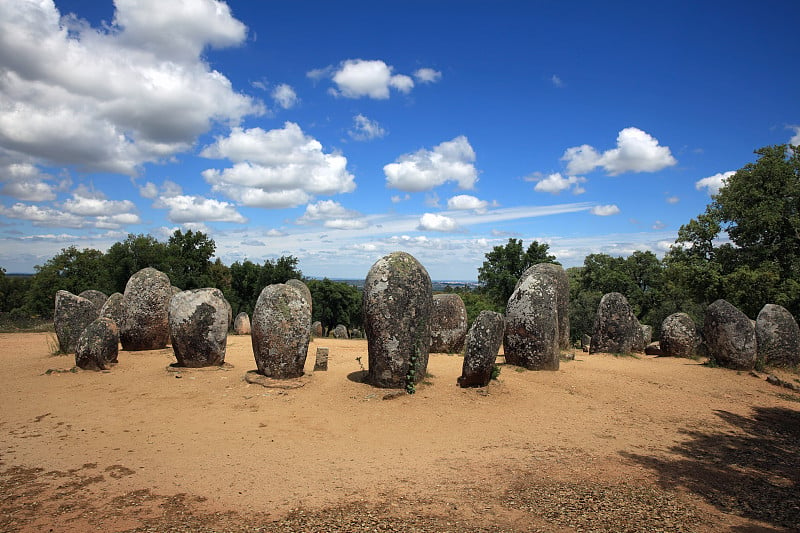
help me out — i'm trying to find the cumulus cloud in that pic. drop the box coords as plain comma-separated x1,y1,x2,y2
0,203,84,228
271,84,298,109
297,200,367,230
561,128,677,176
590,204,620,216
414,68,442,84
531,172,586,194
696,171,735,195
156,194,246,223
0,0,262,176
789,125,800,146
384,136,478,191
313,59,418,99
417,213,460,232
0,162,56,201
447,194,489,212
62,187,137,217
349,114,386,141
139,179,182,199
201,122,356,208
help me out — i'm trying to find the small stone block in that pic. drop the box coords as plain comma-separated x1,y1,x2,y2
314,347,329,371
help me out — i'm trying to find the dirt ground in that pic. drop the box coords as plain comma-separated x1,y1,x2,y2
1,332,798,532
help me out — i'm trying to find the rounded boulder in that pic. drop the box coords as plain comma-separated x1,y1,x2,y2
519,263,570,350
169,288,230,367
755,304,800,367
363,251,433,389
75,317,119,370
99,292,124,327
54,290,100,354
78,290,108,313
704,299,756,370
660,313,701,358
120,267,172,351
251,284,312,378
504,267,559,370
458,310,504,387
430,293,468,353
233,312,251,335
590,292,645,355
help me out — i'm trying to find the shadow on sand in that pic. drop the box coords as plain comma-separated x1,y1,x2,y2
622,405,800,531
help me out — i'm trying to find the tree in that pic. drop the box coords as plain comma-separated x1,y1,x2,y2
307,278,362,332
477,238,558,307
227,256,302,316
164,229,216,290
103,234,168,293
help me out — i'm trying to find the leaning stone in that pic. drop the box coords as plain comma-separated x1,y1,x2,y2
99,292,124,327
78,290,108,313
286,279,312,312
314,347,329,371
660,313,701,358
504,267,559,370
233,312,251,335
518,263,571,350
590,292,645,355
704,299,756,370
363,251,433,388
458,311,504,387
169,288,230,367
75,317,119,370
756,304,800,367
54,290,99,354
251,284,312,378
430,293,468,353
120,267,172,351
333,324,349,339
311,321,324,338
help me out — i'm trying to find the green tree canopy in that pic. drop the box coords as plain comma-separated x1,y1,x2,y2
103,234,168,294
306,278,362,331
478,238,558,307
165,229,216,290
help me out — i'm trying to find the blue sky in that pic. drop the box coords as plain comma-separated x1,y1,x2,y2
1,0,799,280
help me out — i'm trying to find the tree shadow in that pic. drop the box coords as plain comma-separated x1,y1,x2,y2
622,406,800,530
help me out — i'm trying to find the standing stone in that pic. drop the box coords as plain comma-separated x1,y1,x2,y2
314,347,329,371
75,317,119,370
640,325,653,348
704,299,756,370
169,288,230,367
120,267,172,351
333,324,349,339
286,279,312,312
430,293,468,353
99,292,124,327
54,290,100,354
363,252,433,389
233,312,251,335
251,284,312,378
78,290,108,313
504,267,559,370
311,321,324,338
458,311,504,387
756,304,800,367
660,312,701,358
520,263,571,350
590,292,645,355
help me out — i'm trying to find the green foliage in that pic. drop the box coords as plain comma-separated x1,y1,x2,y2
103,234,168,293
478,238,558,308
442,285,500,329
306,278,362,332
490,364,501,380
0,269,31,314
226,256,302,316
164,230,216,290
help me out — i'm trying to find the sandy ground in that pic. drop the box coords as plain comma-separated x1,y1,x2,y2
1,332,798,532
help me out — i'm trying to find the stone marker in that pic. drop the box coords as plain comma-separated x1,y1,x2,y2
363,251,433,388
99,292,123,327
430,293,468,353
704,299,756,370
75,317,119,370
54,290,99,354
169,288,230,367
233,312,251,335
333,324,349,339
755,303,800,367
311,321,324,338
286,278,312,312
314,347,329,371
78,290,108,313
458,310,504,387
521,263,571,350
504,266,559,370
251,283,312,378
660,312,701,358
120,267,172,351
590,292,645,355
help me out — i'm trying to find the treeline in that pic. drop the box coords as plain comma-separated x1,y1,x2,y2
2,144,797,341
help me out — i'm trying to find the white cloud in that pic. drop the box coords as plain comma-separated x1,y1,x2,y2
652,220,666,230
447,194,488,212
418,213,460,232
0,162,56,201
384,136,478,191
413,68,442,84
349,114,386,141
271,83,298,109
666,195,680,204
156,195,247,223
324,218,369,230
326,59,415,99
561,128,677,176
550,74,564,88
789,125,800,146
0,203,84,227
62,187,137,217
532,172,587,194
298,200,357,222
696,171,735,195
391,194,410,203
201,122,356,208
590,204,620,216
0,0,262,176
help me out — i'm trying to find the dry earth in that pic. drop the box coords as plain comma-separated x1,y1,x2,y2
1,332,798,532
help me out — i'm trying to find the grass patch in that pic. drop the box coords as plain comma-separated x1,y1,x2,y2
776,392,800,403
